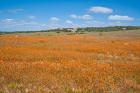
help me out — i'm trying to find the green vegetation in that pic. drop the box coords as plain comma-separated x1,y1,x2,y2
76,26,140,32
0,26,140,35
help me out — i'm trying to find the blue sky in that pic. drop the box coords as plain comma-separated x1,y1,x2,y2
0,0,140,31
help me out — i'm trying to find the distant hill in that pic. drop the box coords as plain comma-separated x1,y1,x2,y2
0,26,140,35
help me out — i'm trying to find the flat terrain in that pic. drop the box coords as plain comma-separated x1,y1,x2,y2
0,30,140,93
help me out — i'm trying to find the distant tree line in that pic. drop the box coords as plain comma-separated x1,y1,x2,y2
0,26,140,35
76,26,140,32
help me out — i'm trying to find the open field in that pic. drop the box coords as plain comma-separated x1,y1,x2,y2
0,30,140,93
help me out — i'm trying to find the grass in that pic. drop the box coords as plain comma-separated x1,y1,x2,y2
0,30,140,93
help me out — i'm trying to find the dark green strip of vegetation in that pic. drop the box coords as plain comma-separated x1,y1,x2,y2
0,26,140,35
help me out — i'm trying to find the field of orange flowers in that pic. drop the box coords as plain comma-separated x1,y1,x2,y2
0,30,140,93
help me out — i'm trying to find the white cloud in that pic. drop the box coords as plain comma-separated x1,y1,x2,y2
65,20,73,24
85,20,104,24
28,16,36,19
70,14,77,19
19,20,39,25
7,8,24,13
83,20,106,27
70,14,93,20
48,17,61,28
50,17,60,22
2,18,14,22
108,21,127,26
0,18,43,26
0,18,49,31
89,6,113,14
108,15,134,21
41,24,47,27
1,19,15,25
81,15,93,20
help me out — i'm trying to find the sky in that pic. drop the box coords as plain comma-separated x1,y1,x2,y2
0,0,140,31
